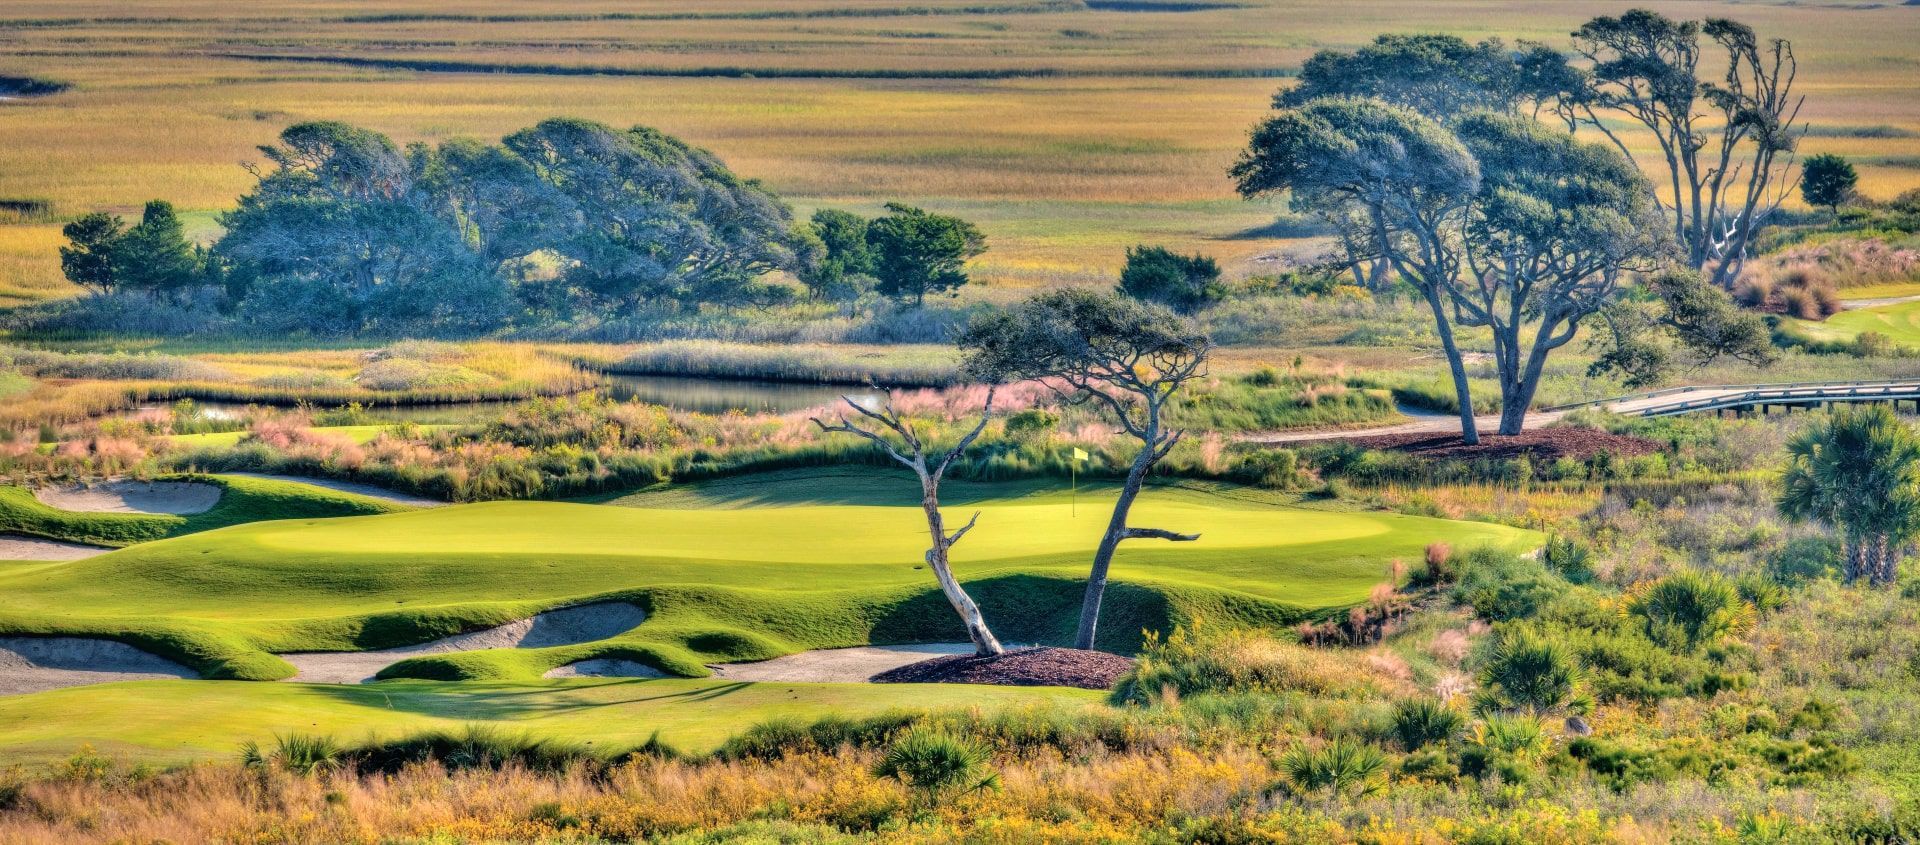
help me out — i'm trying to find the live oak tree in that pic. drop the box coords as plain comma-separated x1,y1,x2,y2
1234,98,1485,443
1448,113,1666,434
1586,269,1775,389
1570,10,1803,287
960,290,1208,650
1117,245,1222,314
813,391,1005,656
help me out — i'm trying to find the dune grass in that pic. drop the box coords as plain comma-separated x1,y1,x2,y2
0,469,1537,681
0,678,1104,766
0,473,414,548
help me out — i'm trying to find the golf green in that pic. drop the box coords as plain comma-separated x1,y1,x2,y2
0,470,1538,681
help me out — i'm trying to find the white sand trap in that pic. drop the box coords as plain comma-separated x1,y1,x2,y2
220,473,446,507
0,637,198,695
280,602,647,683
0,534,111,561
707,643,975,683
33,480,221,514
544,658,666,679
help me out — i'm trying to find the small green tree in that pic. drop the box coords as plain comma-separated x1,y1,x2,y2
804,208,875,301
58,211,126,296
866,203,985,306
1800,153,1858,214
115,200,202,299
1117,245,1221,314
1475,625,1582,715
1624,570,1753,652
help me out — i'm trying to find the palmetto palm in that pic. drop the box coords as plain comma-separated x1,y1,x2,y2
1779,406,1920,585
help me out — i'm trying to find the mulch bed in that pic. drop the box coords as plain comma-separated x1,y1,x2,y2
1333,427,1665,462
871,646,1134,690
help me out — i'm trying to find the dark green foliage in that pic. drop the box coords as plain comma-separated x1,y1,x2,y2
1476,625,1582,714
58,212,128,296
1236,448,1305,490
1625,570,1752,653
241,732,345,775
873,728,998,804
1779,404,1920,585
1801,153,1858,213
1568,737,1674,792
1117,244,1222,314
1588,270,1776,388
1390,698,1464,750
1539,535,1594,583
1450,548,1567,622
864,203,985,306
803,208,876,301
115,201,202,297
345,725,601,774
1278,739,1386,798
1281,33,1574,120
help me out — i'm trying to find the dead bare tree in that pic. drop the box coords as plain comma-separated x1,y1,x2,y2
812,389,1004,656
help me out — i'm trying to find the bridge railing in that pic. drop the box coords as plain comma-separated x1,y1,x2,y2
1549,377,1920,414
1633,382,1920,416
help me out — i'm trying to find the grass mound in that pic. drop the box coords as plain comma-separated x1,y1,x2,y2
0,474,415,547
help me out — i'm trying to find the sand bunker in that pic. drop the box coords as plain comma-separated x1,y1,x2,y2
281,601,647,683
0,534,112,561
33,480,221,514
0,637,199,695
707,643,976,683
544,658,666,679
221,473,446,507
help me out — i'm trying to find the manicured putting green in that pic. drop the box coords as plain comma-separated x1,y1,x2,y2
0,473,414,548
0,678,1102,766
1798,298,1920,345
0,470,1538,681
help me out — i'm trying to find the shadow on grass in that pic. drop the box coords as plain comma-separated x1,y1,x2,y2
297,678,756,721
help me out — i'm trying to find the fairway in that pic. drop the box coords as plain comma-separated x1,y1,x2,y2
0,678,1104,766
0,474,1537,681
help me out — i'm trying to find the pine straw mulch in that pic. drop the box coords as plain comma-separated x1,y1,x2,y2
870,646,1133,691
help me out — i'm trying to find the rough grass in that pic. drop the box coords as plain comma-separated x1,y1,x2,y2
0,470,1538,681
0,678,1104,766
0,473,413,547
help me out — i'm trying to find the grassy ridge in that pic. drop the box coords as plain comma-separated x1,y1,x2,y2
0,474,414,547
0,679,1104,765
0,474,1538,680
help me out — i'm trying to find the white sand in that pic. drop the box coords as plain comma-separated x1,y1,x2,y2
33,480,221,514
219,473,446,507
0,534,111,561
544,658,666,679
280,602,647,683
0,637,198,695
706,643,975,683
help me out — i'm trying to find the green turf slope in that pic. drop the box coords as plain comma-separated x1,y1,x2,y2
0,471,1537,681
0,679,1103,766
0,473,415,548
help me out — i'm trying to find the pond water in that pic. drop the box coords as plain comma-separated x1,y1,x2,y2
134,374,888,425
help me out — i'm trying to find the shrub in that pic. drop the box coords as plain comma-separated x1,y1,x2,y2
1475,626,1583,715
1112,624,1384,704
1624,570,1754,652
1451,548,1566,621
1278,739,1386,798
1391,698,1465,750
240,733,344,776
872,728,997,805
1236,448,1305,489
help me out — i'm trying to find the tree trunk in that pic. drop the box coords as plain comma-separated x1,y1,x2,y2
921,484,1003,656
1074,445,1153,650
1497,329,1556,436
1843,537,1865,584
1422,285,1480,445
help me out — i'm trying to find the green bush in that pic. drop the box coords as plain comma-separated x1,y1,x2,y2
1390,698,1465,751
1475,626,1583,715
873,728,998,805
1278,738,1386,798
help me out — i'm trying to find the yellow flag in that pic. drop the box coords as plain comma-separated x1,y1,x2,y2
1071,447,1089,462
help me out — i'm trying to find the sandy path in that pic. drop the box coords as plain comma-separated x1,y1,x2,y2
1244,410,1567,444
33,480,221,514
279,602,647,683
219,473,446,507
0,637,198,696
707,643,975,683
0,534,112,561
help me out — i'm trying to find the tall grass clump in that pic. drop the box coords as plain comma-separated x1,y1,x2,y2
598,340,959,387
1112,623,1388,704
